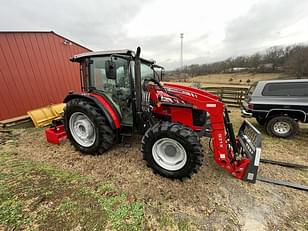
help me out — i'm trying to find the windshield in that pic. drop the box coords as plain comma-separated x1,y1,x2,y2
153,67,163,81
141,63,154,82
140,62,164,82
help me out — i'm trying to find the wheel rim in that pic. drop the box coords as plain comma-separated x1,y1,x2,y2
273,121,291,135
69,112,96,147
152,138,187,171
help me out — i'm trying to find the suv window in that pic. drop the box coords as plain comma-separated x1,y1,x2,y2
262,82,308,96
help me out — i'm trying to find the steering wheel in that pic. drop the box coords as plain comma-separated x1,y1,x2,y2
142,78,166,92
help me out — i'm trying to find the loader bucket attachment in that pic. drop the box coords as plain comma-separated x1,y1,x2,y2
237,120,262,183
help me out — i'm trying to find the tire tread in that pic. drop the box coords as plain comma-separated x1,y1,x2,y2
141,121,204,179
64,98,115,154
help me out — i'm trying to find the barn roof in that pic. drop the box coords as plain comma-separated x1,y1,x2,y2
0,31,91,51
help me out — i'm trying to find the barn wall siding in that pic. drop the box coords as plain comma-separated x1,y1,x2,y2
0,32,90,120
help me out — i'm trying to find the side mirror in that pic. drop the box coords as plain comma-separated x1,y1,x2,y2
105,60,117,80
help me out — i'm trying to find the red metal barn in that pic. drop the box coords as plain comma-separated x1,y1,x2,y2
0,31,91,121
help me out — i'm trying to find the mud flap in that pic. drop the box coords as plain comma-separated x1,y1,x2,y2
237,120,262,183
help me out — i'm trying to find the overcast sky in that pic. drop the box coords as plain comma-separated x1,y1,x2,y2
1,0,308,69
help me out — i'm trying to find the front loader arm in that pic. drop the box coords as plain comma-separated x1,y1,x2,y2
159,83,261,183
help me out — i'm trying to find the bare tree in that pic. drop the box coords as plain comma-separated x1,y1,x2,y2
168,44,308,78
285,45,308,78
264,46,285,70
248,53,262,70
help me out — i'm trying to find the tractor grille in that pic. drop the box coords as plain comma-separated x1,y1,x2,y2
192,109,207,126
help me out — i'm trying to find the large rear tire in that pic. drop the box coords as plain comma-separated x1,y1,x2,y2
64,98,115,154
141,122,204,179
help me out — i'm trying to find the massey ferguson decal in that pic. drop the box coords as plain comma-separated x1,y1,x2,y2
166,88,198,98
160,96,174,103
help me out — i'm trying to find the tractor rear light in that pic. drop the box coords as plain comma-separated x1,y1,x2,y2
248,103,254,110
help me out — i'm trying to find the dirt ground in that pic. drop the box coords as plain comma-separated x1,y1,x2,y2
1,109,308,230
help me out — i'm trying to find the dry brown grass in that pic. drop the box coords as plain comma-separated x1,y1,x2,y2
1,111,307,230
169,73,289,88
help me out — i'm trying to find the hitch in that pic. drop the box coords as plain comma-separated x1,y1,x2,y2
237,120,262,183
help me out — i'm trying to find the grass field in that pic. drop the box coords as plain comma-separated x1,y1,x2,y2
0,148,144,230
1,74,307,230
1,109,307,230
168,73,290,88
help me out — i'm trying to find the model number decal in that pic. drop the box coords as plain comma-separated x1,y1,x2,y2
218,133,224,148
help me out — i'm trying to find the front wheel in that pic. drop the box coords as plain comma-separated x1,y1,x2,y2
141,122,204,179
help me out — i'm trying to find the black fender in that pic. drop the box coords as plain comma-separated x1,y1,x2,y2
265,109,306,122
63,93,116,130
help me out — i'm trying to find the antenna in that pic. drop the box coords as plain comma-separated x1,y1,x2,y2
180,33,184,70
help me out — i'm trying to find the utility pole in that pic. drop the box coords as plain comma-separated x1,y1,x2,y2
180,33,184,70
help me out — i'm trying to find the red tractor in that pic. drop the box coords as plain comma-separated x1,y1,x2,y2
62,47,261,182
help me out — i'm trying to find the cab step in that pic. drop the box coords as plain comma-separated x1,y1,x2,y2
119,124,133,137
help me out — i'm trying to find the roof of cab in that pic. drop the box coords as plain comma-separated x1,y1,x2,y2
70,49,155,64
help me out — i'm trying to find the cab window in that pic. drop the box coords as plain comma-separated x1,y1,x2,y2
89,56,129,91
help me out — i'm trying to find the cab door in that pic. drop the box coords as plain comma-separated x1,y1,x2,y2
89,56,133,125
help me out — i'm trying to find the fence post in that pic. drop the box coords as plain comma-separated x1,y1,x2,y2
220,88,224,99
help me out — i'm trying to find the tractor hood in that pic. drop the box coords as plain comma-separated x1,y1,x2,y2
159,82,221,108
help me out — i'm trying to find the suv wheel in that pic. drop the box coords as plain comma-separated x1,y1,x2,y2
266,116,298,138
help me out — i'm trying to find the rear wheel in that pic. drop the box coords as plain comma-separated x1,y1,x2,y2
266,116,298,138
141,122,204,179
64,98,115,154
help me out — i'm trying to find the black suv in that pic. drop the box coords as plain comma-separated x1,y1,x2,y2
241,79,308,138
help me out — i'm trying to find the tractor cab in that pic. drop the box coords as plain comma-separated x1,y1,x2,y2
70,49,163,129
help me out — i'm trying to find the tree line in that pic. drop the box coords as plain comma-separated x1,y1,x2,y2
171,44,308,78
